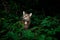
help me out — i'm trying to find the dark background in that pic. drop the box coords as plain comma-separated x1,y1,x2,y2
0,0,60,16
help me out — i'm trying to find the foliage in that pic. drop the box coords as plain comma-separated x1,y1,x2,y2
0,0,60,40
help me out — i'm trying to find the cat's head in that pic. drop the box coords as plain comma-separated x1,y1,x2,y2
23,11,32,21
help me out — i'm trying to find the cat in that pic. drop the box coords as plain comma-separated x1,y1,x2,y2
21,11,32,29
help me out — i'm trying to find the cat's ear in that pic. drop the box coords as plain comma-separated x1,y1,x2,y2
29,13,32,17
23,11,25,15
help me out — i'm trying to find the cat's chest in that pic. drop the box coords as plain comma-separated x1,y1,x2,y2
22,20,30,25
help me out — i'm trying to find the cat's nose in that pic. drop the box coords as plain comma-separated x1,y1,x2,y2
25,16,27,17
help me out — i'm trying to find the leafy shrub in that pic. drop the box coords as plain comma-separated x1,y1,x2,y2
0,0,60,40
